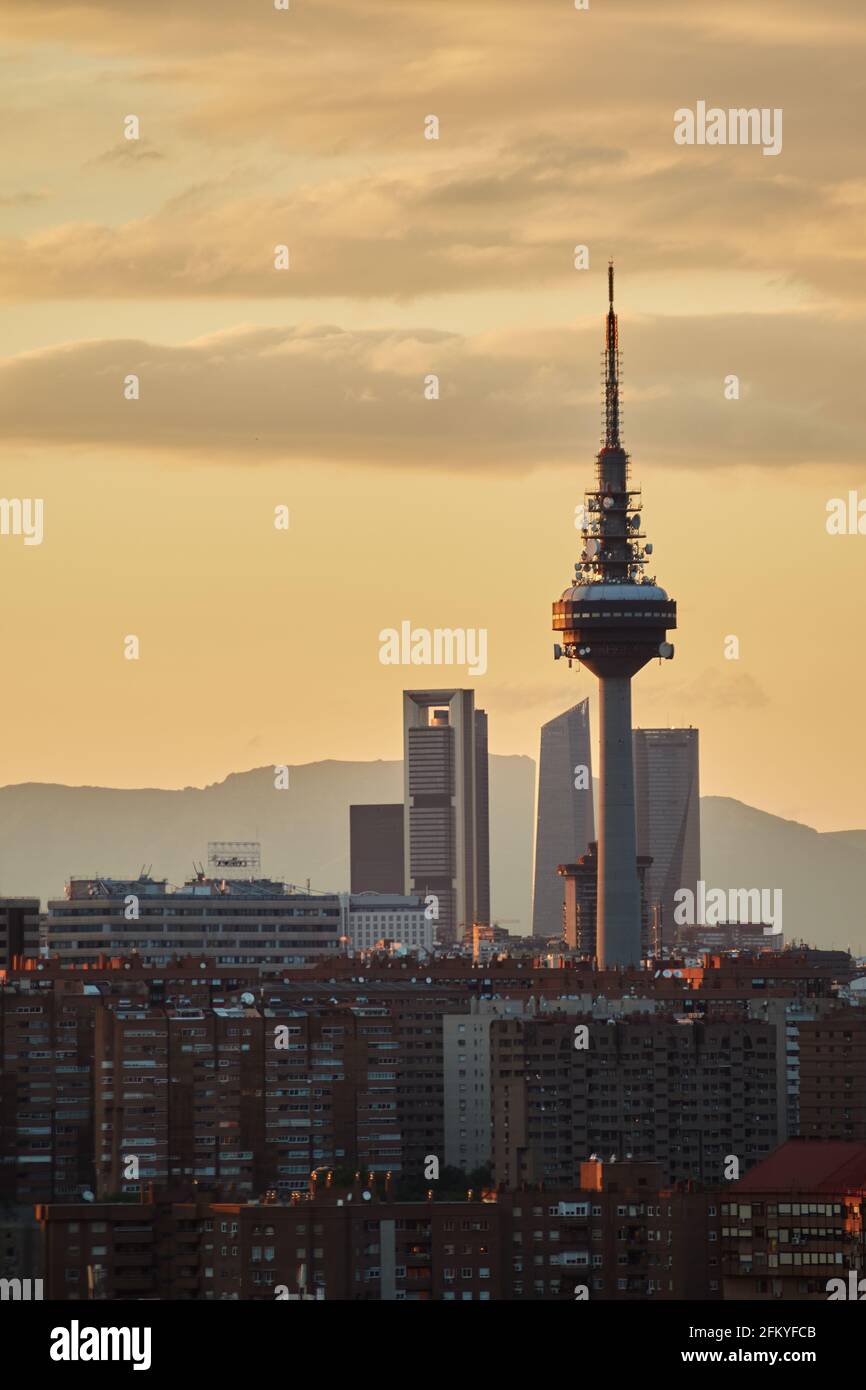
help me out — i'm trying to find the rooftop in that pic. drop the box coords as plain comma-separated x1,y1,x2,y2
734,1139,866,1193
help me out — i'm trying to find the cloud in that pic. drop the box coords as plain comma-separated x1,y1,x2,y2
0,189,49,207
1,2,865,310
87,140,165,167
641,668,771,713
0,143,863,305
0,312,863,470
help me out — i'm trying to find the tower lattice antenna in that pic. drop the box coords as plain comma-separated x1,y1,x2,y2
604,259,622,450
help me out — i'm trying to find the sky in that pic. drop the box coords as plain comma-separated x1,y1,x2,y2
0,0,864,830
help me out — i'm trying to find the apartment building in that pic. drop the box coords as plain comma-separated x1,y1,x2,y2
721,1139,866,1299
35,1160,718,1302
490,1011,783,1188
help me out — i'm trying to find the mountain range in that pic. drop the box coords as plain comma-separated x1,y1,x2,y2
0,760,862,951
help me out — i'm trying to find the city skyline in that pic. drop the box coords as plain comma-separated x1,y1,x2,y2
2,0,866,1339
0,2,864,836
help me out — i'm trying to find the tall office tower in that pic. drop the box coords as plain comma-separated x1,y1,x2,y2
633,728,701,947
474,710,491,925
552,264,677,967
350,803,405,893
532,699,595,936
403,689,489,944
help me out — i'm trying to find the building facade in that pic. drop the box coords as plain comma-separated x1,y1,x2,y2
633,728,701,948
532,700,595,937
349,804,405,894
720,1140,866,1299
0,898,41,972
443,999,525,1172
490,1011,783,1189
345,893,432,954
45,875,342,968
403,690,490,944
558,841,654,958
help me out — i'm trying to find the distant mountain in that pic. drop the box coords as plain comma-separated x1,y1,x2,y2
0,757,536,931
699,796,866,952
0,769,862,949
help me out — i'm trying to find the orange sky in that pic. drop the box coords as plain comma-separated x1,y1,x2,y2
0,0,863,830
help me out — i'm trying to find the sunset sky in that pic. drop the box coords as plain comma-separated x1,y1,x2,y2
0,0,864,830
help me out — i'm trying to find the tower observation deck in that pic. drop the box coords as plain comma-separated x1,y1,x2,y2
552,264,676,967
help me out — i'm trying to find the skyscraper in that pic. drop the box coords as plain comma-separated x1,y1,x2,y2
552,264,677,967
402,689,490,943
532,699,595,936
633,727,701,947
474,709,491,926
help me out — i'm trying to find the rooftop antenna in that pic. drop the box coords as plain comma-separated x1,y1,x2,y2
604,259,621,450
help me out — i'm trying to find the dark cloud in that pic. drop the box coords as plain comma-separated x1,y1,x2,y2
0,312,862,470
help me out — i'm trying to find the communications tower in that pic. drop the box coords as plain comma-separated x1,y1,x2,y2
552,265,676,967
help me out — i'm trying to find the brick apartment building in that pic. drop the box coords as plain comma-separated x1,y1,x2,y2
498,1159,718,1299
797,1011,866,1140
35,1158,717,1301
490,1012,783,1187
721,1139,866,1299
1,950,860,1209
1,961,471,1203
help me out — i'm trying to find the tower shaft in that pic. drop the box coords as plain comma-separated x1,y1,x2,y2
596,675,641,966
